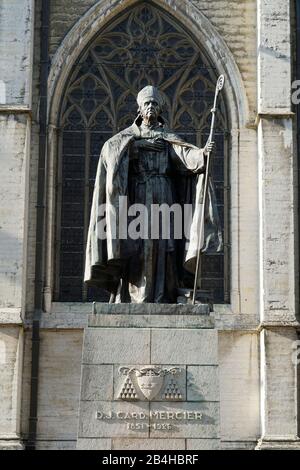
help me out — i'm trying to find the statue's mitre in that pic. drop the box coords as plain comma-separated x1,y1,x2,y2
137,85,165,108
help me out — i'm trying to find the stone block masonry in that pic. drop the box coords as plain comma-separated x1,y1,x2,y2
77,305,220,450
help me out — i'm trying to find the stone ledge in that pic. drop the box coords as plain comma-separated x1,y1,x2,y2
88,314,214,329
0,308,23,325
258,320,300,330
213,313,258,331
255,111,295,124
29,303,300,331
0,105,31,114
220,440,257,450
24,312,259,332
112,438,185,450
0,439,24,450
256,438,300,450
51,302,216,315
92,303,210,316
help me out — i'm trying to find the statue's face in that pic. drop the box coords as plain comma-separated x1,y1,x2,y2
139,98,161,122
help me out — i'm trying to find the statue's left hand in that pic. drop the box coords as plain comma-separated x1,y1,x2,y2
203,141,215,156
135,138,166,152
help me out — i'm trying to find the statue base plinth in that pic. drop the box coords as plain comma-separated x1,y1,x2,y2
77,304,220,450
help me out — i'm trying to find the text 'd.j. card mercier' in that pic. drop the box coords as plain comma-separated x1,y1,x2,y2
96,410,203,431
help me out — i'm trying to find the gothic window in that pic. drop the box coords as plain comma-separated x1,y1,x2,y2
55,2,229,303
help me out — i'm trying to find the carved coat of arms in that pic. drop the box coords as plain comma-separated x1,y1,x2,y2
118,366,183,401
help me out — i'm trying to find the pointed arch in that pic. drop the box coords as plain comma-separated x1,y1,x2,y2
48,0,249,129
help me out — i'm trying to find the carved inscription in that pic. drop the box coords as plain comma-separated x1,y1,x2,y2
95,410,204,431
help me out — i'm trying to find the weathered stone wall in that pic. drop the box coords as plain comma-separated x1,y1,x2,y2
21,330,83,450
0,114,29,310
256,0,299,449
219,332,260,445
0,0,34,106
0,327,23,443
0,0,34,314
192,0,257,120
0,0,35,449
49,0,98,56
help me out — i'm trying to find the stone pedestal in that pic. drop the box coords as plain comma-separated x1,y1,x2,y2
77,304,220,450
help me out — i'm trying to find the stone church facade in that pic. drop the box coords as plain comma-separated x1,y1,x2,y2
0,0,299,450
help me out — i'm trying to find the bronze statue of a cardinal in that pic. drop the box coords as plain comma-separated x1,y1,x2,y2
84,86,222,303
